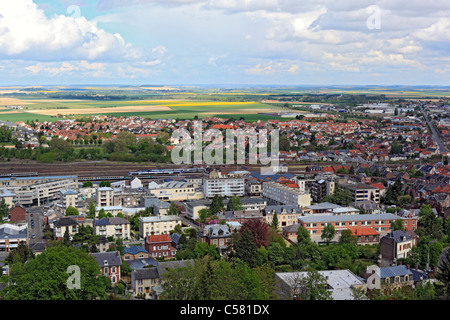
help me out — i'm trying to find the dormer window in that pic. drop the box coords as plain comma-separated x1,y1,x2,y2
104,260,108,266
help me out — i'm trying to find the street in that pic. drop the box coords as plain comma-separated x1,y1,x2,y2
421,106,447,153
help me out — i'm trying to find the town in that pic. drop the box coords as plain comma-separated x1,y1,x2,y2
0,97,449,301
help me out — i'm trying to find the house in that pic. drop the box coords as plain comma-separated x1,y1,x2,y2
122,246,150,261
364,265,414,295
9,204,26,222
145,234,177,260
131,267,160,299
347,227,380,246
91,251,122,285
263,205,303,229
93,217,131,240
53,217,78,240
275,269,367,300
379,230,415,267
198,224,232,253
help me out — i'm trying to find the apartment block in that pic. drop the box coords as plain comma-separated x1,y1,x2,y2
203,177,245,198
340,183,381,203
262,181,311,207
149,181,203,201
139,215,181,238
96,187,114,207
94,217,131,240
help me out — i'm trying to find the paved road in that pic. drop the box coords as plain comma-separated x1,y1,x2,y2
26,207,45,245
421,106,446,153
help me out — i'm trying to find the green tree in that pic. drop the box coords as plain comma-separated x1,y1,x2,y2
65,206,79,216
297,270,333,300
88,199,96,217
271,213,279,231
0,198,9,218
436,249,450,299
99,181,111,187
297,226,311,245
82,181,93,188
339,229,357,245
1,244,109,300
232,228,259,268
321,224,336,245
226,195,243,211
210,195,224,214
391,219,405,231
6,242,35,265
267,242,285,265
168,202,179,216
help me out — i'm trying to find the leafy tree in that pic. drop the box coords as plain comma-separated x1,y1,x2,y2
65,206,79,216
297,270,333,300
1,244,109,300
417,204,444,240
271,213,279,231
6,242,35,265
210,195,224,214
391,219,405,231
297,225,311,245
436,249,450,299
168,202,179,216
267,242,285,265
232,228,259,268
339,229,357,245
0,198,9,218
99,181,111,187
88,200,96,218
240,219,271,248
82,181,93,188
321,224,336,245
226,195,243,211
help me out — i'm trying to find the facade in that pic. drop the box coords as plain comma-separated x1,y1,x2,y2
347,227,380,246
297,213,402,243
60,189,78,209
184,200,210,220
144,234,177,260
262,181,311,207
203,177,245,198
96,187,114,207
131,267,160,299
12,177,78,207
149,181,203,201
93,217,131,240
0,223,28,252
340,183,381,203
198,224,232,252
9,204,26,222
122,246,150,261
53,217,78,240
139,215,182,238
91,251,122,285
364,265,414,295
310,179,335,203
379,230,415,267
264,205,303,229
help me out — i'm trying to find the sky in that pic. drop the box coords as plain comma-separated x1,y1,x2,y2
0,0,449,86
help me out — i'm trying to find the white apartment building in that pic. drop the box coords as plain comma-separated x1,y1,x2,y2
139,215,181,238
262,181,311,207
149,181,203,201
97,187,114,207
203,177,245,198
60,189,78,209
94,217,131,240
12,177,78,207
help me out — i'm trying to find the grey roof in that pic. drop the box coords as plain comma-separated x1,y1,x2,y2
157,259,194,277
383,230,412,243
133,267,159,280
91,251,122,267
307,202,342,210
123,245,148,256
379,265,413,279
126,258,158,270
94,217,130,226
202,224,231,238
264,205,302,215
54,217,79,227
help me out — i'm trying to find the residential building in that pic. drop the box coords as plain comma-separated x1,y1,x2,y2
340,183,381,203
0,223,28,252
139,215,181,238
198,224,232,252
96,187,114,207
379,230,415,267
131,267,160,299
93,217,131,240
347,227,380,246
59,189,78,209
53,217,78,240
203,177,245,198
9,204,26,222
145,234,177,260
262,181,311,207
310,179,335,203
296,213,402,243
91,251,122,285
264,205,303,229
275,269,367,300
364,265,414,295
149,180,203,201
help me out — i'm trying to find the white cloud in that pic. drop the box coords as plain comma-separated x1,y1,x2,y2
0,0,141,62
